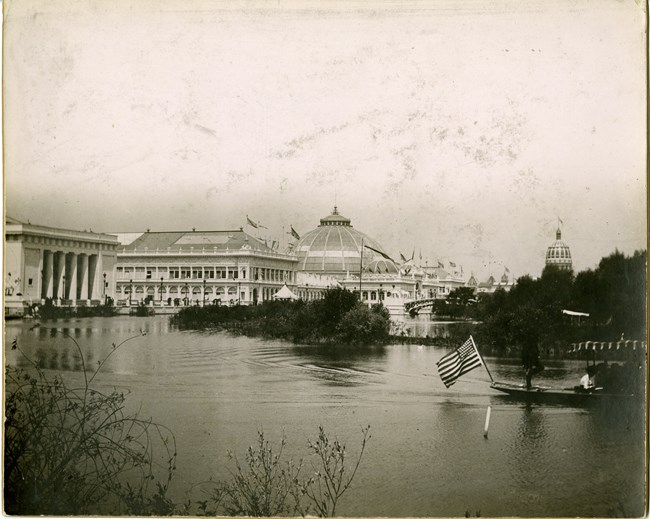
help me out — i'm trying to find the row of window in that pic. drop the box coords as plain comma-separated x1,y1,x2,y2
116,266,294,282
546,249,571,259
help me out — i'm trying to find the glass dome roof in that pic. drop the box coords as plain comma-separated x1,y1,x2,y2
295,207,391,276
545,228,572,270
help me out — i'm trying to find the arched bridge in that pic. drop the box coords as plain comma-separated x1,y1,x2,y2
404,298,438,315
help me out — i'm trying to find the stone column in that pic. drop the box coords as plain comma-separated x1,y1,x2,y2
88,254,99,300
67,253,78,303
54,252,66,300
43,250,54,299
78,254,89,300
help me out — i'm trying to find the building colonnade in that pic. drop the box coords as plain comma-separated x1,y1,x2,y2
41,249,107,303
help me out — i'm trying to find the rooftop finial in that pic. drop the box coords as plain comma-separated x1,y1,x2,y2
333,205,339,215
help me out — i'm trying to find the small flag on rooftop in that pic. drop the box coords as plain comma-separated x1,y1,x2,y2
436,337,483,388
246,215,267,229
289,225,301,240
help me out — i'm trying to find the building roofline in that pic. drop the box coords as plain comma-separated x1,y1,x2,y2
6,221,119,244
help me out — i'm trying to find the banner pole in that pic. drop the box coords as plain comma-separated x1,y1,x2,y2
470,335,494,383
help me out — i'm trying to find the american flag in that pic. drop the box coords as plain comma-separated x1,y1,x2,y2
436,337,483,388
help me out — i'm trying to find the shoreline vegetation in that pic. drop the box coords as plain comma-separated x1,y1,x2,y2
14,250,646,359
171,250,646,360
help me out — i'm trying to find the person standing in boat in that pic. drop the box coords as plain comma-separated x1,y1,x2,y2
522,342,544,389
513,308,545,389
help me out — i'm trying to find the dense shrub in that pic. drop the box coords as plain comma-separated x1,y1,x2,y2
172,288,391,346
32,298,118,319
130,302,156,317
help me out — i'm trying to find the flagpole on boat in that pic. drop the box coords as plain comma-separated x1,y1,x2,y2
470,335,494,384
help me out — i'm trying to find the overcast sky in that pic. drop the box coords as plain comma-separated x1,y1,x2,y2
4,0,647,278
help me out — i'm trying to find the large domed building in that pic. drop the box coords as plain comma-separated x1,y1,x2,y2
545,227,573,271
295,207,397,277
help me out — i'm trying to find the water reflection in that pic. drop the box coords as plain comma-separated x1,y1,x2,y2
401,316,476,338
18,345,90,373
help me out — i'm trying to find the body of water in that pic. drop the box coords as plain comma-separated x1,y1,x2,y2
5,316,646,517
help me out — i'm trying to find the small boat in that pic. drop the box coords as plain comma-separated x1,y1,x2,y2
490,381,637,406
437,336,645,407
489,339,646,406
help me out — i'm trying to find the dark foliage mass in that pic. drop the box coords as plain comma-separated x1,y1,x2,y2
172,287,391,346
30,298,119,319
437,250,646,355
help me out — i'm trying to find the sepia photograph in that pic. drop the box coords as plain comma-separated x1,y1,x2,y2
3,0,647,516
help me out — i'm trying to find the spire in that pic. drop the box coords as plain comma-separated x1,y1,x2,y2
556,227,561,240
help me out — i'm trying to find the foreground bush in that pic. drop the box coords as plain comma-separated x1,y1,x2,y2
184,426,371,517
4,332,176,515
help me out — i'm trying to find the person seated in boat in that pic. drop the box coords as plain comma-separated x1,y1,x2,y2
579,366,596,391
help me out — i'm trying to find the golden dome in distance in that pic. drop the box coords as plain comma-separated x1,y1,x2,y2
545,227,573,271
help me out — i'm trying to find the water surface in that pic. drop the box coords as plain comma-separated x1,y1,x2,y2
5,316,645,517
